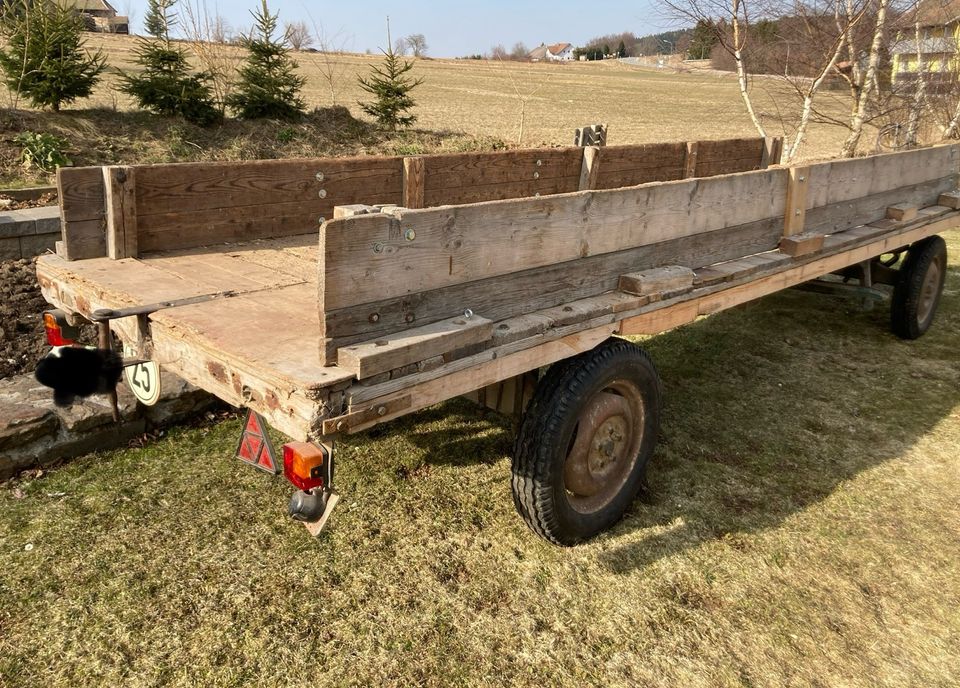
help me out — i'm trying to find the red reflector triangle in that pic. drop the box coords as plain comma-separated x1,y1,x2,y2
235,410,280,475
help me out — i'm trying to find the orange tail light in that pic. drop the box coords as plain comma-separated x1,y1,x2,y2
43,311,77,347
282,442,328,491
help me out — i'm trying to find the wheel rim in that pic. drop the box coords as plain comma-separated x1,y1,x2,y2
563,380,645,514
916,254,943,325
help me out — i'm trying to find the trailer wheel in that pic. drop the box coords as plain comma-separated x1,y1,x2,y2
511,338,662,546
891,236,947,340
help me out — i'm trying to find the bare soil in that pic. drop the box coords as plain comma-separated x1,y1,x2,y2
0,259,94,379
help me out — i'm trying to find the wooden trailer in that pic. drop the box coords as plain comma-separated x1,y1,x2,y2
35,137,956,544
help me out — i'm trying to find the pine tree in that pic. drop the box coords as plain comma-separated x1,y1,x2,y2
617,40,627,58
120,0,219,126
0,0,105,111
358,20,424,130
227,0,306,120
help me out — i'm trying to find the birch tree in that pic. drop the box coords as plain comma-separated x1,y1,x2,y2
839,0,889,156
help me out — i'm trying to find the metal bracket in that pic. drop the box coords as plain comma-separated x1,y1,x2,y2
90,290,238,322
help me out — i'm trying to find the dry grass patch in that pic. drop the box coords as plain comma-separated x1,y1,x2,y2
2,231,958,686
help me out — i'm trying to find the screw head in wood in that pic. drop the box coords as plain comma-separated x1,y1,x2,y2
404,228,416,241
316,172,325,182
318,189,327,199
373,242,384,253
318,216,325,224
536,159,542,166
798,176,805,182
404,313,415,323
533,171,540,179
377,406,387,416
463,308,473,319
795,209,801,216
368,312,380,323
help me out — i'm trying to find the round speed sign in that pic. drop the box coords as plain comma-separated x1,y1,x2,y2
123,345,161,406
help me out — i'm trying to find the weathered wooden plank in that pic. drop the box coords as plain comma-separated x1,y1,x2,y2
805,177,957,235
57,166,106,260
320,166,789,314
579,146,601,191
695,137,765,163
619,265,695,296
938,191,960,208
403,156,425,209
684,141,699,178
103,166,138,259
318,216,784,361
337,314,494,380
783,166,809,237
886,203,917,222
806,144,959,209
134,156,404,216
780,232,825,257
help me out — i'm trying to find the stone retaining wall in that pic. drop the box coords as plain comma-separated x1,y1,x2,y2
0,206,60,260
0,372,218,479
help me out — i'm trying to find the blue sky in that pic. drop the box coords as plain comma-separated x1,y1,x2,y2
123,1,674,57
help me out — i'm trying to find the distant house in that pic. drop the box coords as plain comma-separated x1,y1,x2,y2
527,42,574,62
546,43,574,61
58,0,129,34
891,0,960,89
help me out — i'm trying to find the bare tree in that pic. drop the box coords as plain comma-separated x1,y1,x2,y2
284,20,313,50
405,33,427,57
181,0,242,113
840,0,889,156
394,37,407,55
489,44,508,60
510,41,529,60
666,0,767,137
497,57,552,145
305,11,351,106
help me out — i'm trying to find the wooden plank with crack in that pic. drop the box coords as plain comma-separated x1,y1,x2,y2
337,314,494,380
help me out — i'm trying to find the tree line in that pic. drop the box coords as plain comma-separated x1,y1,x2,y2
0,0,424,130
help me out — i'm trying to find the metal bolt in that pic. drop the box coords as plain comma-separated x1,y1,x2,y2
463,308,473,319
535,192,541,197
533,171,540,179
404,313,415,323
795,209,801,216
318,189,327,199
798,176,806,182
373,242,384,253
404,228,416,241
316,172,325,182
368,312,380,323
536,159,542,167
318,216,325,224
336,420,346,431
377,406,387,416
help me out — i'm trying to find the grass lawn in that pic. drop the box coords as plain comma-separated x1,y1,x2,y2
2,230,958,687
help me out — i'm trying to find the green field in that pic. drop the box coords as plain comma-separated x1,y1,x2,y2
2,228,958,685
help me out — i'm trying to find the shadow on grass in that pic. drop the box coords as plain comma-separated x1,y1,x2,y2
356,264,959,569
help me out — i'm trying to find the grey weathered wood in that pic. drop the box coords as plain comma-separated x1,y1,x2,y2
780,232,824,257
783,166,809,236
318,216,785,361
103,166,137,260
579,146,601,191
683,141,699,178
619,265,695,296
319,166,789,314
886,203,917,222
337,314,493,379
403,156,426,209
58,167,106,260
938,191,960,208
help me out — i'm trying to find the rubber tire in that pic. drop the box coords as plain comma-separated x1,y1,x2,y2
511,338,662,546
891,235,947,340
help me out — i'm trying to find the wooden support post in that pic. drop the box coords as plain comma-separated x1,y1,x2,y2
782,166,809,237
402,156,425,209
103,166,137,260
579,146,601,191
760,136,783,168
683,141,699,178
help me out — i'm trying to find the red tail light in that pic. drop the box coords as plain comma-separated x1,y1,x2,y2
43,311,76,347
282,442,328,491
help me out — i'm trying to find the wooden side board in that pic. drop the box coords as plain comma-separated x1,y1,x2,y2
57,136,769,261
57,167,106,260
318,143,960,364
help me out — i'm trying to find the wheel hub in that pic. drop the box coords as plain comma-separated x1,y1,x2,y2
917,255,943,325
563,385,645,508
